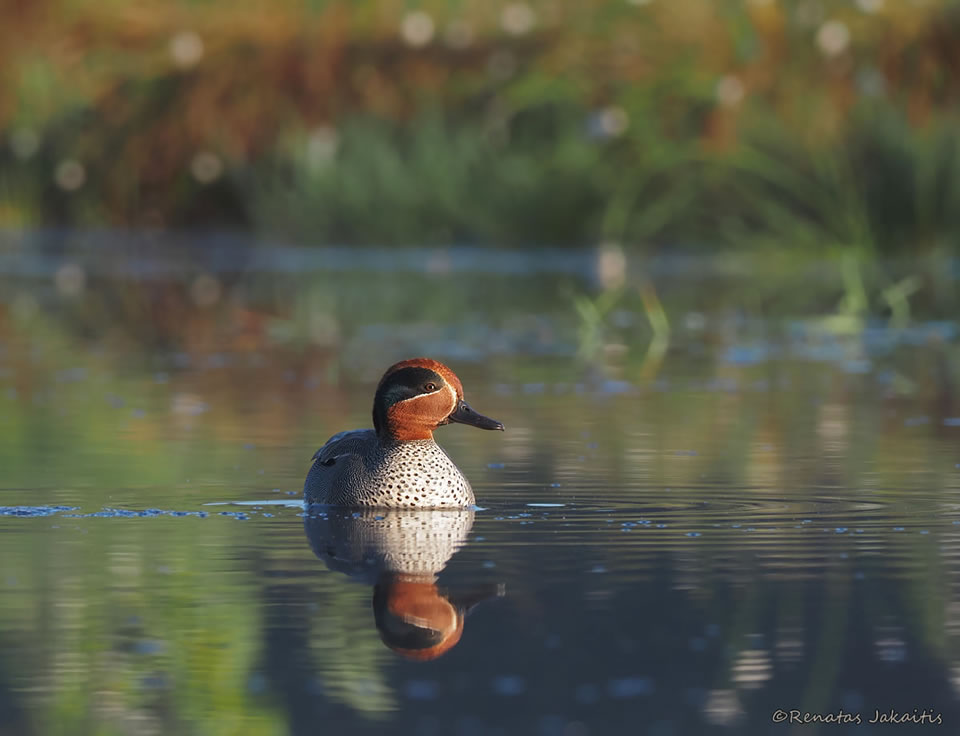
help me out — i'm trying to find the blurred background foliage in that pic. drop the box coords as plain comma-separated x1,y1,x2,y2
1,0,959,258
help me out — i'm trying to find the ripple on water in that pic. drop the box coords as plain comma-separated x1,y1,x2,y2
0,505,79,517
462,484,960,580
1,485,955,583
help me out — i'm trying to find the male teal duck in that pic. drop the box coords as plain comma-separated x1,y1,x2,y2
304,358,504,508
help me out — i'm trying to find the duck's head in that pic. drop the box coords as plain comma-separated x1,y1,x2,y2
372,358,504,442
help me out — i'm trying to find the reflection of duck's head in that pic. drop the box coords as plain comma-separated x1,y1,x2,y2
373,574,504,661
373,576,465,661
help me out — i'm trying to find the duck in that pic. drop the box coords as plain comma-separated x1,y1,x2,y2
304,358,504,508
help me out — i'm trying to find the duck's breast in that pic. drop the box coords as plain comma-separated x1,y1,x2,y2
304,434,475,508
370,440,474,508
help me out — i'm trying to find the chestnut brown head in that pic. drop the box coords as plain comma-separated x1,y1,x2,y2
372,358,504,442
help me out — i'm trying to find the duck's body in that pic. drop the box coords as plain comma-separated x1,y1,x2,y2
304,358,503,508
304,429,474,507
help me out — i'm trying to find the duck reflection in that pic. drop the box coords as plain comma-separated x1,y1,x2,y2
304,508,503,661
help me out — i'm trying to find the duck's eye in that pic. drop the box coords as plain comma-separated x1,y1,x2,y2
424,382,438,392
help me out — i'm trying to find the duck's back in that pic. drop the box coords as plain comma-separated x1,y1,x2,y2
304,430,475,508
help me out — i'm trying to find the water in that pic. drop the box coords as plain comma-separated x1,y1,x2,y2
1,233,959,734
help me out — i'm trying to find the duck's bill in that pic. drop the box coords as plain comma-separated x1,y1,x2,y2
450,582,507,614
446,400,504,431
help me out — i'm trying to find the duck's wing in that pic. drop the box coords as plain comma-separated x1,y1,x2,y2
310,429,377,467
305,429,378,505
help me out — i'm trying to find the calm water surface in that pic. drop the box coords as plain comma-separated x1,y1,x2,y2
1,233,959,735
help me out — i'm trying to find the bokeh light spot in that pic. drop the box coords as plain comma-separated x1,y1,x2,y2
170,31,204,69
307,127,339,168
856,0,884,13
816,20,850,57
54,160,86,191
715,75,746,107
501,4,536,36
599,106,629,137
400,11,435,47
190,151,223,184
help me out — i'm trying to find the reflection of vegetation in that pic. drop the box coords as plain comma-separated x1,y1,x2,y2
2,256,956,494
0,513,398,734
306,577,397,717
716,110,960,322
574,286,624,360
0,520,278,735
